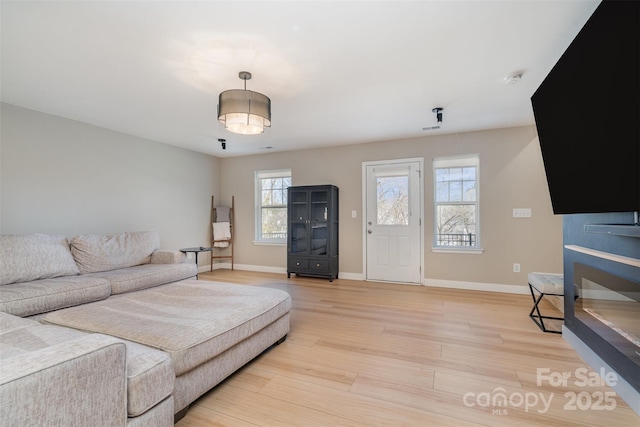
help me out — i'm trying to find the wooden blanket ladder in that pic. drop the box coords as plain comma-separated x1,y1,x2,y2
211,195,234,270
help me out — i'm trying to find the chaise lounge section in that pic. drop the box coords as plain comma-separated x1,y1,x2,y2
42,279,291,416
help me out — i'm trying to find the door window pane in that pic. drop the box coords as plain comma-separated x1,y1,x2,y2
376,175,409,225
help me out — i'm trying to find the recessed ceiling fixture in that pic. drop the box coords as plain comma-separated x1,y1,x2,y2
504,71,523,84
218,71,271,135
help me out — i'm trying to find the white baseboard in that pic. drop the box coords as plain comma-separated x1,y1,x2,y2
206,263,364,281
205,263,527,294
423,277,529,295
563,326,640,416
337,272,365,281
207,263,286,274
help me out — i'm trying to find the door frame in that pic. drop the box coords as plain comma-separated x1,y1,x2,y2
361,157,424,284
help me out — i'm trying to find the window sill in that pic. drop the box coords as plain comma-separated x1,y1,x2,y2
253,241,286,247
431,247,484,255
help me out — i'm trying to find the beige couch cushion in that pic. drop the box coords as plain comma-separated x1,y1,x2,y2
0,234,80,286
43,280,291,376
86,263,197,295
70,231,160,274
0,276,111,317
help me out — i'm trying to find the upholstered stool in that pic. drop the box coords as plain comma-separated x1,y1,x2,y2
528,272,564,333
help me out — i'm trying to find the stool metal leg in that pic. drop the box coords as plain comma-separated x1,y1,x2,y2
528,283,563,334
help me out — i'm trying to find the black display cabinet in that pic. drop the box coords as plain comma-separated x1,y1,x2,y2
287,185,339,281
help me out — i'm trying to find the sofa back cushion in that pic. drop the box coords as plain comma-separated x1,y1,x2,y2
70,231,160,274
0,234,80,286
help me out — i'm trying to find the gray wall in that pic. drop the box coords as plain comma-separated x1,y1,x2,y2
220,125,563,289
1,103,219,268
1,103,563,289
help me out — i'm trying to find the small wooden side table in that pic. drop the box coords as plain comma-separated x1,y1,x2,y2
179,247,212,279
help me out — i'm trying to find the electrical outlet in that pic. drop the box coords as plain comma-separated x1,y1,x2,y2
187,253,193,260
352,210,357,218
513,263,521,273
513,208,532,218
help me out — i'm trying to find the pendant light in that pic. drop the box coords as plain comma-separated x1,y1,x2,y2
218,71,271,135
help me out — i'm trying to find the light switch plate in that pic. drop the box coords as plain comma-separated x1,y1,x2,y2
513,208,532,218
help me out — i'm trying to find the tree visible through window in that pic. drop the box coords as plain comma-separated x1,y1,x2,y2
433,156,479,247
376,175,409,225
255,170,291,243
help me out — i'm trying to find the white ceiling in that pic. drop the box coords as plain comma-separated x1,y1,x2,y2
1,1,600,157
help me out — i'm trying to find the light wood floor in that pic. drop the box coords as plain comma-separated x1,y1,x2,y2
175,270,638,427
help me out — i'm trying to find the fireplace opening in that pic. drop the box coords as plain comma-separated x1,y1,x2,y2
574,263,640,369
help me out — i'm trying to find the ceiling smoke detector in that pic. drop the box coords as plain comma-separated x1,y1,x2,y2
504,71,523,84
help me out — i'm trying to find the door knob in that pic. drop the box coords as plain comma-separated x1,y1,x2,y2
367,229,372,234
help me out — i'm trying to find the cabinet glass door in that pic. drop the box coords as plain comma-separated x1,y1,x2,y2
291,190,308,222
309,190,328,255
311,224,328,255
310,190,329,222
290,223,308,254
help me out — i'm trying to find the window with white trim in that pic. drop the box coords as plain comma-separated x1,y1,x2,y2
433,155,480,249
255,169,291,243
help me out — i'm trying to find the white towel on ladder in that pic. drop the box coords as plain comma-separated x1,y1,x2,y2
213,222,231,247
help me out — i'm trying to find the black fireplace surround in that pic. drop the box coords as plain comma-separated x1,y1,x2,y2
563,213,639,394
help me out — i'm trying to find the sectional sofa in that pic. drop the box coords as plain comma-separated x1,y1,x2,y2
0,231,291,426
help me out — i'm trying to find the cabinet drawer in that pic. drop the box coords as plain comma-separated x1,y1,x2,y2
309,259,329,271
289,258,308,270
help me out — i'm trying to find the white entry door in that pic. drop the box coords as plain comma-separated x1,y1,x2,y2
364,159,423,284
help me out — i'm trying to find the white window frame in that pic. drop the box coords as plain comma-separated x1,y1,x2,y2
254,169,291,245
432,155,483,254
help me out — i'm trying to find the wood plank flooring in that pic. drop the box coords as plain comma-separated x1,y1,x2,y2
175,270,638,427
